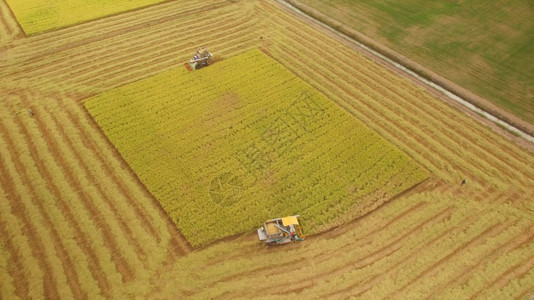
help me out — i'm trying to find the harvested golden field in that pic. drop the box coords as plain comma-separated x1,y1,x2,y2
1,0,533,298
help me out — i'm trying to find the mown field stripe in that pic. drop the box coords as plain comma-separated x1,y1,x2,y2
0,183,35,298
0,224,17,299
44,93,189,273
1,90,128,296
0,113,64,299
433,224,534,298
77,14,254,87
48,84,193,257
17,103,139,283
273,43,455,179
340,218,462,298
43,105,154,270
3,1,242,82
1,0,231,68
474,254,534,299
387,222,511,298
181,199,432,290
268,206,458,298
51,12,242,81
191,205,455,298
60,95,193,256
276,41,518,194
54,98,162,244
182,195,449,296
70,27,261,96
405,221,515,298
4,96,114,298
1,0,532,297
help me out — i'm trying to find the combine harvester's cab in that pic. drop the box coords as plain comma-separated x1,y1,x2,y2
185,47,213,71
257,215,305,245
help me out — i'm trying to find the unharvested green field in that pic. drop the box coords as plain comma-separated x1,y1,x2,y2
299,0,534,126
5,0,166,35
85,50,428,247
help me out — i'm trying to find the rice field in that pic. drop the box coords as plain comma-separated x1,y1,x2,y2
85,49,427,247
1,0,533,298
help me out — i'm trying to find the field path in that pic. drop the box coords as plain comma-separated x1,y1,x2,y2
1,0,533,298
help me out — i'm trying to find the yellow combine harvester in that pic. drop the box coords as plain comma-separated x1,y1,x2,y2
257,215,305,245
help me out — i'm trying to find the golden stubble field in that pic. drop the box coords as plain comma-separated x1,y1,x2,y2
1,0,533,298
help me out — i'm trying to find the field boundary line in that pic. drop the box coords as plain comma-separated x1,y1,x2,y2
277,0,534,146
0,0,25,40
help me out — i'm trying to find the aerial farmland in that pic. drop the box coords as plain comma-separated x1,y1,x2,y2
1,0,533,299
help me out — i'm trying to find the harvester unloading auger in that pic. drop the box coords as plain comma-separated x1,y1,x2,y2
185,47,213,71
257,215,305,245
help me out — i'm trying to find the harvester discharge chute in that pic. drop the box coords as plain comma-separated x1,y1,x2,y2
185,47,213,71
257,215,305,245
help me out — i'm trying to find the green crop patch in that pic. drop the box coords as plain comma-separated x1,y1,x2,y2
5,0,166,35
85,49,428,247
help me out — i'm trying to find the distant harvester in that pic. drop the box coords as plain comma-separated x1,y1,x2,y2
185,47,213,71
